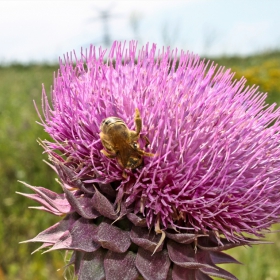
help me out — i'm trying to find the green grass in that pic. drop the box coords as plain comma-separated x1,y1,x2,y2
213,224,280,280
211,50,280,105
1,52,280,279
0,64,65,280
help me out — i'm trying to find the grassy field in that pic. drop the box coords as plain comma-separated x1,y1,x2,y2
0,51,280,280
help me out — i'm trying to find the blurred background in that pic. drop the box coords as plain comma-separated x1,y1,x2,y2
1,0,280,62
1,0,280,279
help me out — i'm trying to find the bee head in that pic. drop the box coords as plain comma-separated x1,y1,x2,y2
100,117,125,132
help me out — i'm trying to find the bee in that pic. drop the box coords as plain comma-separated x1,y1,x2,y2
100,108,153,177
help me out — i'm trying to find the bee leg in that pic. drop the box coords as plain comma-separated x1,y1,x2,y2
130,108,142,141
138,148,154,157
134,108,142,136
101,149,116,158
122,170,128,178
143,135,150,148
143,151,154,157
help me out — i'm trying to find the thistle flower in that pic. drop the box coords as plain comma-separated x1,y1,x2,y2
19,41,280,280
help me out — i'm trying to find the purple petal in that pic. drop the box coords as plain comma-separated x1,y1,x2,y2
135,248,170,280
130,225,163,253
115,201,130,221
127,213,147,227
92,221,131,253
172,265,213,280
167,240,214,270
166,232,206,244
18,182,70,214
197,234,248,252
20,213,78,244
92,188,118,220
97,183,116,198
200,266,238,280
75,249,106,280
104,251,139,280
210,251,241,265
31,243,53,254
45,217,100,252
27,205,63,216
197,251,238,280
62,185,100,219
55,162,95,194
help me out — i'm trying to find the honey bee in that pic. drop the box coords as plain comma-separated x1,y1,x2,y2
100,108,153,176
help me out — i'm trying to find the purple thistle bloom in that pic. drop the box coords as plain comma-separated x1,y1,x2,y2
19,41,280,280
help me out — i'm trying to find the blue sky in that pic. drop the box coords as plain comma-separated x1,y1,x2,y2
1,0,280,63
